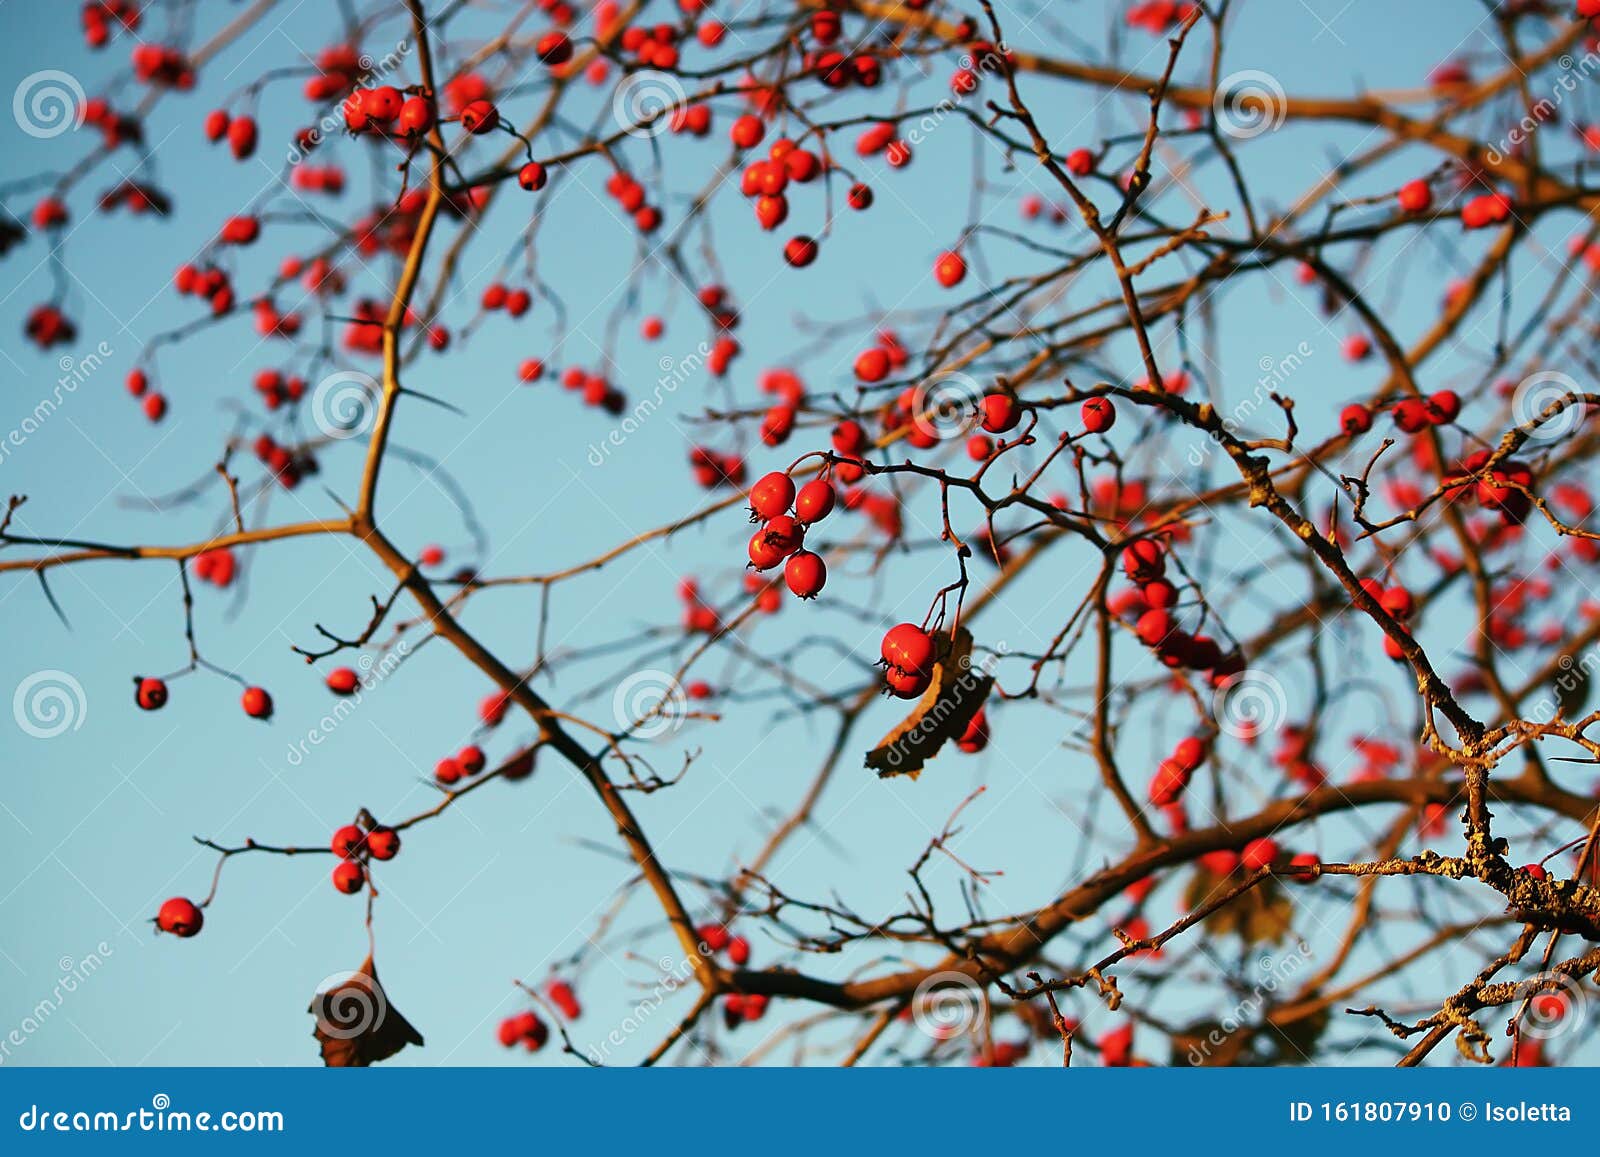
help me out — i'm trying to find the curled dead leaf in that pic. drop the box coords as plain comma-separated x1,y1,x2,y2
866,627,993,779
309,955,423,1067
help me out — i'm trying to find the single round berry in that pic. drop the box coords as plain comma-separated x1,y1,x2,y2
784,550,826,599
1396,179,1431,214
1339,403,1372,435
331,824,365,858
458,744,487,774
761,514,805,557
326,667,359,695
241,685,273,719
366,827,401,861
518,161,548,191
884,665,932,699
783,235,818,267
794,478,836,523
979,393,1020,434
934,250,967,288
749,471,796,520
331,860,366,895
854,348,891,383
1081,397,1116,433
156,896,204,937
1240,838,1279,871
881,623,935,676
135,676,168,711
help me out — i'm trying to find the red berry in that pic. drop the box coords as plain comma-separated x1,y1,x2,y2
548,979,581,1019
458,744,487,774
884,665,932,699
748,529,788,571
1240,838,1279,871
331,824,365,858
331,860,366,894
435,757,465,785
397,95,434,137
326,666,359,695
727,936,751,965
1397,179,1431,213
934,250,967,288
784,550,826,599
518,161,548,191
783,235,818,267
1339,403,1372,435
156,897,203,937
749,471,796,520
730,114,764,149
1427,389,1461,424
1122,539,1165,582
1392,399,1430,433
142,392,168,422
366,827,401,861
979,393,1020,433
698,923,731,951
203,108,230,141
854,348,891,383
1081,397,1116,433
794,478,836,523
241,685,273,719
881,622,935,675
536,31,573,65
956,708,990,753
459,99,499,134
761,514,804,557
134,676,168,710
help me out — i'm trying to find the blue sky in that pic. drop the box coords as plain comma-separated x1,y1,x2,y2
2,0,1597,1066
